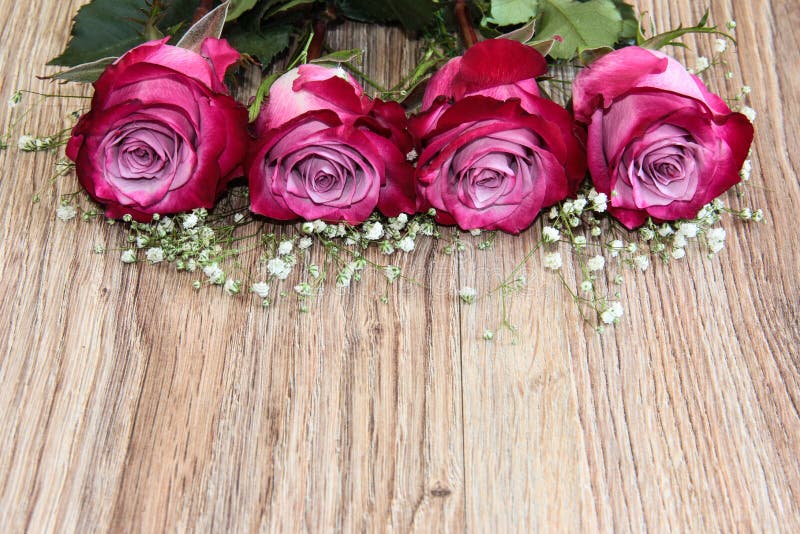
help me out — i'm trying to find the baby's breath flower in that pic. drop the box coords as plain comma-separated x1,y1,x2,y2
601,302,624,324
427,208,437,217
591,193,608,213
580,280,594,293
542,226,560,243
482,330,494,341
384,265,401,282
726,20,737,30
203,263,225,284
183,213,198,229
18,135,36,151
406,148,418,161
186,259,197,272
714,38,728,53
298,236,313,250
294,282,312,297
379,240,395,255
93,244,105,254
336,266,353,288
573,198,588,212
308,264,320,278
267,257,291,279
120,249,136,263
396,236,415,252
587,255,605,272
634,255,650,271
752,209,764,223
363,221,384,240
672,248,686,260
740,159,752,181
739,207,752,220
548,206,558,219
312,219,327,233
678,222,699,238
640,227,655,241
458,286,477,304
278,240,293,255
590,226,602,237
626,243,637,253
740,106,756,122
573,236,587,248
233,213,245,224
707,228,726,253
544,252,562,270
301,222,315,234
694,56,710,72
741,85,751,95
145,247,164,263
657,224,674,237
224,279,241,296
469,228,482,236
56,204,77,221
673,233,688,249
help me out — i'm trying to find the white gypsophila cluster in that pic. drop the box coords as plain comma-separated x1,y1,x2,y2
544,252,562,270
120,249,136,264
458,286,477,304
714,38,728,54
740,159,752,181
203,262,225,284
384,265,401,282
56,204,77,221
587,255,605,272
293,282,312,297
267,257,291,280
396,236,415,252
581,280,594,293
224,278,241,296
707,228,726,254
601,302,624,324
277,240,293,255
588,189,608,212
298,236,313,250
633,255,650,271
693,56,710,73
146,247,164,264
182,213,199,229
362,221,384,240
542,226,560,243
251,281,270,298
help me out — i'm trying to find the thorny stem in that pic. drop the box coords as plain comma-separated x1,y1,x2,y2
454,0,478,49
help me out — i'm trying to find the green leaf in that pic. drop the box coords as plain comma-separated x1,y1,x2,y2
488,0,539,26
226,24,293,66
336,0,435,32
310,49,364,65
248,71,282,122
45,57,117,83
639,10,734,50
227,0,259,21
48,0,197,67
535,0,622,60
264,0,318,17
613,0,638,40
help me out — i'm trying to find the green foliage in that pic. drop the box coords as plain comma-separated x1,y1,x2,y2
226,24,293,66
488,0,539,26
49,0,196,67
227,0,260,21
638,10,734,50
536,0,622,60
336,0,436,32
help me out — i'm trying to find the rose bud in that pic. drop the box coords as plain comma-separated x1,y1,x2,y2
66,38,248,221
411,39,585,234
572,46,754,229
247,65,415,224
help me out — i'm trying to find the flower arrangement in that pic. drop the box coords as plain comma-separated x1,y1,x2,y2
5,0,762,337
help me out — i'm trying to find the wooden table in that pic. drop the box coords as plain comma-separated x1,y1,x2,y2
1,0,798,531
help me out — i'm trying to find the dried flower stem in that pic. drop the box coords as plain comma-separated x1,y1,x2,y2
454,0,478,49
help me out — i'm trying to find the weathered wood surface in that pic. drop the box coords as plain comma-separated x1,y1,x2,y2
1,0,798,531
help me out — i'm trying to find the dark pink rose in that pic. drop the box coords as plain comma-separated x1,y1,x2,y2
572,46,754,229
247,65,415,223
410,39,585,234
66,38,248,222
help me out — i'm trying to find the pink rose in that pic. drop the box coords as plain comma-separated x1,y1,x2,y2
572,46,754,228
247,65,415,224
411,39,585,233
66,38,248,221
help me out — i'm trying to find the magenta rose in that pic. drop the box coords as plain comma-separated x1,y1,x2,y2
247,65,415,223
66,37,248,221
410,39,585,233
572,46,754,229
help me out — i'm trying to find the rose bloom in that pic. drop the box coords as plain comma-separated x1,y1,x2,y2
411,39,585,233
66,38,248,221
247,65,415,224
572,46,754,228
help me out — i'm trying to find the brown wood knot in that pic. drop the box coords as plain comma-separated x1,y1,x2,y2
430,484,452,497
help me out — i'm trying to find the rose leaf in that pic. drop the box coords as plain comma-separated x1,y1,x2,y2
535,0,623,60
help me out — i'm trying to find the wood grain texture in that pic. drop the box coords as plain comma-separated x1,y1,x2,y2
0,0,798,532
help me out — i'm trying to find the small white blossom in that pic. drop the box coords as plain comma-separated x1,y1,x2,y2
673,233,688,249
573,236,587,248
251,282,270,298
294,283,312,297
640,228,655,241
741,85,751,95
542,226,561,243
278,240,293,255
203,263,225,284
726,20,737,30
469,228,482,236
56,204,77,221
482,330,494,341
591,192,608,212
601,302,624,324
672,248,686,260
120,249,136,263
233,213,245,224
224,279,241,295
573,198,588,212
714,38,728,54
580,280,594,293
587,255,605,271
312,219,327,233
298,236,313,249
363,221,384,241
740,106,756,122
707,228,726,253
18,135,36,151
389,213,408,231
591,226,602,237
740,159,752,181
739,207,752,220
406,148,418,161
678,222,699,238
145,247,164,263
752,209,764,223
544,252,562,270
634,255,650,271
267,257,292,279
658,224,674,237
694,56,710,72
548,206,558,219
458,286,477,304
384,265,401,282
609,239,624,257
396,236,415,252
183,213,199,229
301,222,315,234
